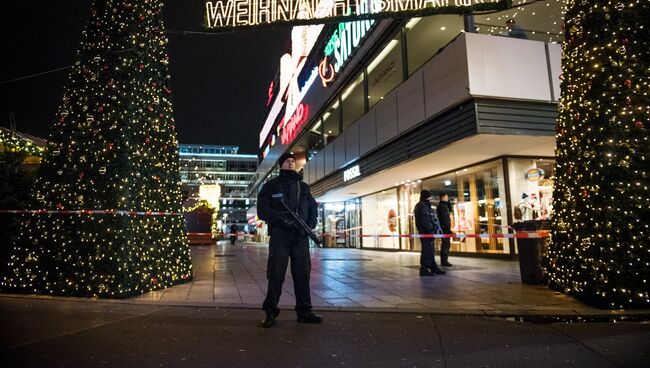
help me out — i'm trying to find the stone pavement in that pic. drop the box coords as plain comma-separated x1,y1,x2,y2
120,241,645,318
1,297,649,368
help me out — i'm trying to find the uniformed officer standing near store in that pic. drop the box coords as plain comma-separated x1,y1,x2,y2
257,153,323,328
436,193,454,267
414,190,446,276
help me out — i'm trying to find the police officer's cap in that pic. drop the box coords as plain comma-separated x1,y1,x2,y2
278,152,296,166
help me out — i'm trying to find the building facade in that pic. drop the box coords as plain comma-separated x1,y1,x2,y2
179,144,257,227
252,1,564,255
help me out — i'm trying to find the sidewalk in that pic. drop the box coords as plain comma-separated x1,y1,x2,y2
2,297,648,368
3,241,647,318
122,241,647,318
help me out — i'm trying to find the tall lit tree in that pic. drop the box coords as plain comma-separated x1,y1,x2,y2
548,0,649,309
2,0,193,297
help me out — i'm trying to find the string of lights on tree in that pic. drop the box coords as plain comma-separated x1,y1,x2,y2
0,130,45,158
2,0,193,298
548,0,648,309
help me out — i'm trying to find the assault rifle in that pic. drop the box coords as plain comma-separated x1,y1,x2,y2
280,200,321,247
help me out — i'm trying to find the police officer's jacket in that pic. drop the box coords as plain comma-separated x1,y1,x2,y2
257,169,318,235
436,201,453,234
414,199,442,235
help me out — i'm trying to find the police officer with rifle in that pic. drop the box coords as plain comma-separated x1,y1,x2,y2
256,153,323,328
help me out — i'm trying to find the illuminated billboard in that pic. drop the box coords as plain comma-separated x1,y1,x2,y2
205,0,511,30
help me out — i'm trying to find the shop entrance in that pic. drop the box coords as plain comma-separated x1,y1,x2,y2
399,161,507,254
322,200,360,248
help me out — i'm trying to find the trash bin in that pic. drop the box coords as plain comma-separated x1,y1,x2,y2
512,220,549,284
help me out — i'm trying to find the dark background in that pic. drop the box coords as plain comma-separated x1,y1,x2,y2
0,0,291,154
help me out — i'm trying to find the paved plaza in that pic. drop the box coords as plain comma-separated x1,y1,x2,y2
119,241,638,317
2,241,650,367
4,241,647,318
3,297,649,368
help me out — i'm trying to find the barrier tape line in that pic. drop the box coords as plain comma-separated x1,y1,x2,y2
0,209,182,216
0,211,549,238
322,232,550,239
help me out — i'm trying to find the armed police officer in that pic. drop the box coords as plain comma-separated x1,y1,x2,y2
437,193,453,267
414,190,446,276
257,153,323,328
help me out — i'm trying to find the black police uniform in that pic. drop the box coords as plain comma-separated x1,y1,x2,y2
436,200,453,266
257,169,318,317
413,192,443,275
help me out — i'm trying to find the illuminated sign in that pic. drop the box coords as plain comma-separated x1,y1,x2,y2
205,0,510,30
281,103,309,144
319,17,373,86
343,164,361,181
260,96,284,147
266,81,274,106
525,168,545,181
259,21,324,148
285,67,318,122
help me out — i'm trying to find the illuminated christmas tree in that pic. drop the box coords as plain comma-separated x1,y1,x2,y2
2,0,193,297
548,0,649,309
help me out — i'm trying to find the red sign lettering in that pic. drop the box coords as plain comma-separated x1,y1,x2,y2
281,103,309,145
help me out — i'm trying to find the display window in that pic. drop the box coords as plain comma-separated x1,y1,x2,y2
345,200,361,248
315,157,554,255
321,200,360,248
367,34,404,108
405,15,464,75
341,73,366,130
322,100,340,145
507,158,555,222
473,0,565,43
398,181,422,251
323,202,346,247
360,189,400,249
420,160,508,254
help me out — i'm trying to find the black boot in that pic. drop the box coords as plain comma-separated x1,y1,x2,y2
432,267,446,275
419,269,434,276
441,262,453,267
297,312,323,324
261,311,279,328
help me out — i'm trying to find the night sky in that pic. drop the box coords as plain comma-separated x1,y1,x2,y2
0,0,291,154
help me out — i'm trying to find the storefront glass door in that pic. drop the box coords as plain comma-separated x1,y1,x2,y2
422,160,508,254
345,200,361,248
398,182,422,251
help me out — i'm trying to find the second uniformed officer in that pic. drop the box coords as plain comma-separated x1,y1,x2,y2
257,153,322,328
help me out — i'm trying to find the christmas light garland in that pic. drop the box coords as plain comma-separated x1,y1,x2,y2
548,0,649,309
0,130,45,158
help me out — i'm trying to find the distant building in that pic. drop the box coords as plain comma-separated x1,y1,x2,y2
178,144,257,226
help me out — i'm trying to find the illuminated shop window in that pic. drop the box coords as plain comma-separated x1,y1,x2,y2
420,160,508,254
473,0,565,43
405,15,464,75
307,119,324,161
341,73,366,130
322,100,340,145
360,189,400,250
507,158,555,223
367,34,404,108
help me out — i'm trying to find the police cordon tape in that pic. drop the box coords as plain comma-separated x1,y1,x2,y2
0,209,182,216
0,210,549,238
322,232,550,239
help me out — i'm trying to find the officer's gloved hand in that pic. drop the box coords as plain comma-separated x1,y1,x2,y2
276,212,296,230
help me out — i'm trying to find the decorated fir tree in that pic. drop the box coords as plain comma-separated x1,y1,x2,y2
548,0,649,309
2,0,192,297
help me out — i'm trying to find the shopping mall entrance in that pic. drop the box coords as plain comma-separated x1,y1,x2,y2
317,155,555,256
